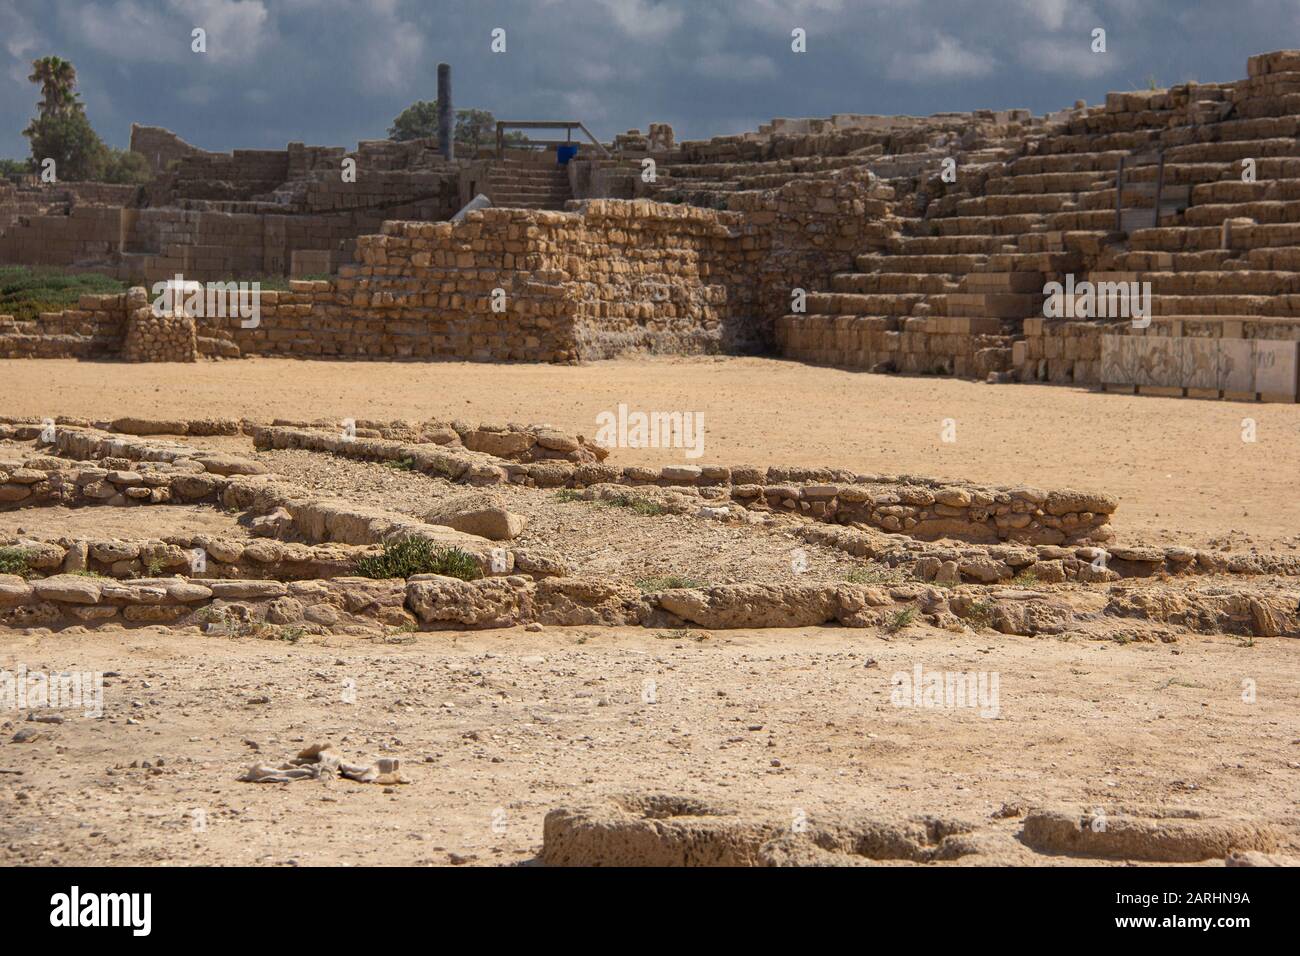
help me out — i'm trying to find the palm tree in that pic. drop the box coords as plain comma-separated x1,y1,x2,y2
28,56,81,117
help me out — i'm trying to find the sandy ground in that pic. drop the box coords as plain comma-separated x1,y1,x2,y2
2,623,1295,866
3,355,1296,550
1,503,246,542
3,355,1298,867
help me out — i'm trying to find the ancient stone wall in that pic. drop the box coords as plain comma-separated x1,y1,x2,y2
1019,317,1300,400
0,292,131,359
129,124,221,175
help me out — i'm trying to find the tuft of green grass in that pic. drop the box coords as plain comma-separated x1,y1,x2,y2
844,565,903,585
0,546,32,577
1011,569,1040,588
353,535,482,581
596,492,664,516
637,574,703,593
0,266,126,323
555,488,665,515
383,457,416,471
885,606,917,634
963,599,994,630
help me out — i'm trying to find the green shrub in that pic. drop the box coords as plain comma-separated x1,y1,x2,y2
0,546,32,577
885,606,917,633
844,565,903,585
0,266,126,322
599,492,664,516
353,536,482,580
963,600,994,629
636,574,703,592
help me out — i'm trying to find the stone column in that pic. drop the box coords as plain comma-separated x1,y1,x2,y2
438,63,453,161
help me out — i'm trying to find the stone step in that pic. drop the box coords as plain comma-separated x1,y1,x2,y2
1149,294,1300,317
804,292,933,315
984,170,1113,195
946,292,1045,318
1184,200,1300,226
1141,269,1300,295
829,272,961,294
1108,249,1240,272
955,193,1086,216
931,214,1044,237
854,253,990,274
887,234,1008,254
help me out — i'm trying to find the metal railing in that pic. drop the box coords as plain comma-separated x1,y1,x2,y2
1115,148,1190,232
495,120,609,157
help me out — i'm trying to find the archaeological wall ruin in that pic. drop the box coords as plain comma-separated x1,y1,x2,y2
5,51,1300,401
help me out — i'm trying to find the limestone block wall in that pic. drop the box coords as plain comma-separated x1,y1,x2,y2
1,182,897,363
778,314,1014,377
0,204,122,266
728,168,897,346
1019,318,1300,401
562,201,747,357
0,292,131,359
129,124,221,175
122,304,198,363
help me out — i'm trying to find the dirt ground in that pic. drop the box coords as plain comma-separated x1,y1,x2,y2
2,354,1298,866
2,622,1295,866
3,355,1295,551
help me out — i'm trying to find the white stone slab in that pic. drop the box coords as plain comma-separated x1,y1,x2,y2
1253,339,1299,399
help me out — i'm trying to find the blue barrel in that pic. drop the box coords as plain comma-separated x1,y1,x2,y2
557,144,578,166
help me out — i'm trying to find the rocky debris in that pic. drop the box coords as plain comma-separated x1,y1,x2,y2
424,491,528,541
1020,809,1281,862
239,742,410,785
539,793,980,866
248,507,294,538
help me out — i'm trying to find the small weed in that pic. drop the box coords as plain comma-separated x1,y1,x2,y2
0,546,32,577
353,536,482,580
597,492,664,516
554,489,585,503
655,628,706,642
637,575,703,592
384,457,416,471
845,565,902,585
963,600,994,629
1011,569,1040,588
885,606,917,633
1236,635,1256,648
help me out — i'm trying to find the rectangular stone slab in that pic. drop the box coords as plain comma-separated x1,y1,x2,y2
1217,338,1255,393
1100,334,1137,385
1134,335,1182,387
1253,339,1298,400
1180,336,1219,390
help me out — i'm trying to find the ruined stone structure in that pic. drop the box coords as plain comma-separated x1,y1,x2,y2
5,51,1300,400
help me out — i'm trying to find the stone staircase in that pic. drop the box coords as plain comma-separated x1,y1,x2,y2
776,50,1300,397
485,160,573,210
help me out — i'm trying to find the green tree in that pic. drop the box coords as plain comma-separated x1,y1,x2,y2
387,101,526,149
28,56,80,117
24,110,106,180
0,158,30,180
101,147,151,185
388,99,440,141
20,55,151,184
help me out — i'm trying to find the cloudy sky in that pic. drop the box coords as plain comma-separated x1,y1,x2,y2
2,0,1298,159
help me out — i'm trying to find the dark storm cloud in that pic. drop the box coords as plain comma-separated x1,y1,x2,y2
2,0,1298,159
